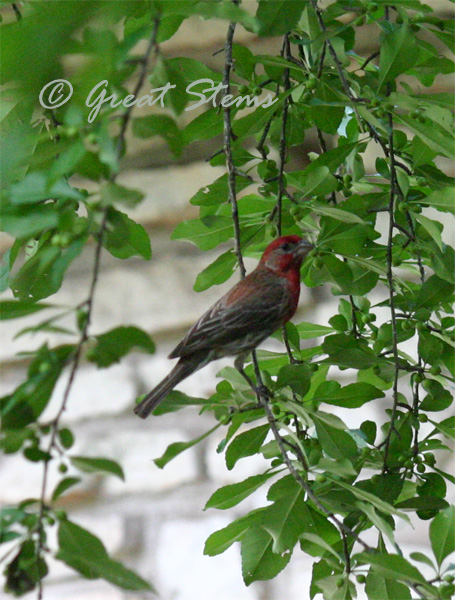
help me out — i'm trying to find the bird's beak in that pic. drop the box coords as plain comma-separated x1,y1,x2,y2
295,238,315,256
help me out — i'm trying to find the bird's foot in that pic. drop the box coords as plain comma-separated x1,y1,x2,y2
253,383,272,400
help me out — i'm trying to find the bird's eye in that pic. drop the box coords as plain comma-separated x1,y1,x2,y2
280,242,291,252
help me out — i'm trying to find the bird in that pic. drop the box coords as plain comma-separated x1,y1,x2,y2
134,235,314,418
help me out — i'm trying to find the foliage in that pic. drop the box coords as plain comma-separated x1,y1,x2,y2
1,0,454,599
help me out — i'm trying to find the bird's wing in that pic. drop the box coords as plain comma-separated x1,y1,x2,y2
169,271,292,358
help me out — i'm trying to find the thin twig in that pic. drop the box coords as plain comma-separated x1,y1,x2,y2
222,11,373,557
37,212,107,600
223,10,245,279
360,50,379,71
116,15,161,160
250,364,373,553
381,8,402,473
36,17,162,599
11,2,21,21
276,34,291,236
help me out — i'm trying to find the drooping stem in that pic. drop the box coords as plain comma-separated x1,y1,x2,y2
36,17,162,599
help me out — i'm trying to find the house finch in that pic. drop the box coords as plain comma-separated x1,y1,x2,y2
134,235,314,418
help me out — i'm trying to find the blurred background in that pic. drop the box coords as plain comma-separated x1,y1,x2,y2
0,2,453,599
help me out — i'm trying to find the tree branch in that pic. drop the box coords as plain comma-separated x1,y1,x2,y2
36,16,162,599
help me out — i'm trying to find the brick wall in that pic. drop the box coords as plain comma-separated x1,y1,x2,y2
1,7,454,600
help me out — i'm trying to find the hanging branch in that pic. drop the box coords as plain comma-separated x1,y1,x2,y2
380,6,413,471
222,12,377,564
222,12,245,279
276,34,291,237
220,13,432,598
36,17,161,600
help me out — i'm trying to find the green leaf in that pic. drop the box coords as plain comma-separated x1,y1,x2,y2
103,209,151,260
418,186,455,214
378,25,419,88
205,473,275,510
171,215,233,250
234,93,286,138
100,182,144,208
396,114,455,160
314,418,358,460
11,240,85,302
70,456,124,480
58,428,74,449
314,382,384,408
409,551,436,571
415,214,444,251
9,172,84,204
87,326,155,368
154,423,220,469
296,321,334,339
225,425,269,470
48,140,86,183
355,552,427,585
356,502,397,549
287,166,338,198
430,505,455,567
241,525,292,585
204,509,266,557
1,204,59,239
416,275,454,309
255,0,305,36
395,496,448,511
321,334,379,369
311,205,366,224
1,344,74,429
0,300,53,320
194,250,236,292
150,390,213,415
132,114,183,157
261,487,307,553
335,480,409,522
365,572,412,600
183,108,224,144
57,520,154,591
276,364,311,396
52,477,81,502
189,173,251,207
310,82,346,135
429,416,455,440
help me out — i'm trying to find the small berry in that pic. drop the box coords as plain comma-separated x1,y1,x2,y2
306,78,317,91
415,308,431,321
412,372,424,384
423,453,435,465
422,379,433,392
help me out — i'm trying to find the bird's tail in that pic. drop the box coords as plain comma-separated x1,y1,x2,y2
134,357,200,419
